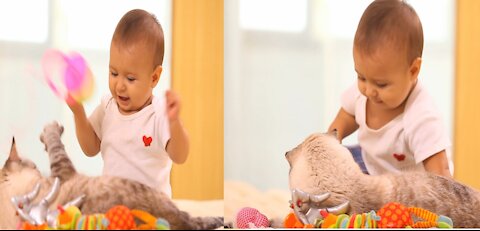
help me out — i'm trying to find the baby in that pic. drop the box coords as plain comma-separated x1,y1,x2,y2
67,9,189,198
328,0,452,177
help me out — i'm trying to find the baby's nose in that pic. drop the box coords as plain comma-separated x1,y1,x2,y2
116,80,126,91
365,85,376,97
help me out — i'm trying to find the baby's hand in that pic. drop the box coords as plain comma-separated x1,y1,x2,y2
166,90,181,123
66,93,84,115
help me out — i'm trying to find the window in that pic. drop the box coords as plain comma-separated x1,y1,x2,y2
0,0,172,176
0,0,48,43
225,0,455,191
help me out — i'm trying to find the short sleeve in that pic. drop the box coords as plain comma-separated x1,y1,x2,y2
406,107,451,164
88,95,110,140
153,96,171,149
341,83,361,116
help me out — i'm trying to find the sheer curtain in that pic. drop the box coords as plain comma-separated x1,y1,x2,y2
0,0,171,176
225,0,454,191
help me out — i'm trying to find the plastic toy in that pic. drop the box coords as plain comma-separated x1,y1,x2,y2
11,177,85,228
290,188,350,225
55,205,108,230
284,204,452,229
377,202,454,228
408,206,453,228
23,204,170,230
41,49,94,104
318,210,381,228
130,209,170,230
284,212,312,228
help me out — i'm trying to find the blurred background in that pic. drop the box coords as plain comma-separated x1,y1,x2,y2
225,0,455,192
0,0,223,200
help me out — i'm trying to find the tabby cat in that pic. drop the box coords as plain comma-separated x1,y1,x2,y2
0,122,223,229
286,132,480,228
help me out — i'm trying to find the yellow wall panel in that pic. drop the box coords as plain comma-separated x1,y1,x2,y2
454,0,480,189
170,0,224,200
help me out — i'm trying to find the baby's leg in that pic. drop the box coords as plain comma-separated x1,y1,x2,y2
346,145,369,174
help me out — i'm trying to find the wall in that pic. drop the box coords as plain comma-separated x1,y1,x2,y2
454,0,480,189
170,0,224,200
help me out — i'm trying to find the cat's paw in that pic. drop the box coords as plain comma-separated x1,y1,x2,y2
204,216,224,230
40,121,64,146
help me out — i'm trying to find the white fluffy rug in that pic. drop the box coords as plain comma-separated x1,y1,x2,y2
224,180,291,226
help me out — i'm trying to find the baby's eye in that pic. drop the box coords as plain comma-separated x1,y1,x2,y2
357,76,366,81
110,71,118,77
376,83,388,88
127,76,136,82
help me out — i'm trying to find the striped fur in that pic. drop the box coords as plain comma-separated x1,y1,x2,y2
286,132,480,228
0,122,223,230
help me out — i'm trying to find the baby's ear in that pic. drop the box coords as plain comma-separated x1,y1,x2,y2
151,65,163,88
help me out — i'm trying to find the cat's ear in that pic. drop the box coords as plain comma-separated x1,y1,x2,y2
8,137,20,162
326,129,338,139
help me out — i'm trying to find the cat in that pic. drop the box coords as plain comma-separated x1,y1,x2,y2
0,122,223,230
285,132,480,228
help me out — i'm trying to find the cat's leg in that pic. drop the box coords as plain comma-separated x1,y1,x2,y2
40,121,77,181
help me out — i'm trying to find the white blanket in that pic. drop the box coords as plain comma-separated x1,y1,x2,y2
224,180,291,226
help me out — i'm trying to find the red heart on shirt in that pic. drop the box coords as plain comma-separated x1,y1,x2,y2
393,153,406,161
143,135,152,147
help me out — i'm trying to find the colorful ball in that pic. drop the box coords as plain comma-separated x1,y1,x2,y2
235,207,270,228
377,202,413,228
105,205,136,230
155,218,170,230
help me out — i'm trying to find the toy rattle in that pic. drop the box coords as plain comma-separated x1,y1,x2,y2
41,49,94,104
11,177,85,228
290,188,350,225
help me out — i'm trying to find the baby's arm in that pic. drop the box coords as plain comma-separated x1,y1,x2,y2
423,150,451,178
328,108,359,143
165,90,190,164
67,96,101,157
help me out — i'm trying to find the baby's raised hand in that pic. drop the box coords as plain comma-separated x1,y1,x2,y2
166,90,181,123
65,93,84,115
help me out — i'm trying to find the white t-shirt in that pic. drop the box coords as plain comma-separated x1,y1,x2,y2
89,94,172,197
341,82,452,175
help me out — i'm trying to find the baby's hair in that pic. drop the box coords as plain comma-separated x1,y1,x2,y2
354,0,423,66
112,9,164,68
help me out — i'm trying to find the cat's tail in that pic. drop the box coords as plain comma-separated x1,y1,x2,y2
108,179,223,230
152,207,223,230
146,199,224,230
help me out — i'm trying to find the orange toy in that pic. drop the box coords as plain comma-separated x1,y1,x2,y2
377,202,412,228
19,222,48,230
105,205,136,230
283,212,302,228
283,212,313,228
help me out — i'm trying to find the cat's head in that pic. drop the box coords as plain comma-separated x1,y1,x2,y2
285,132,362,193
1,138,42,191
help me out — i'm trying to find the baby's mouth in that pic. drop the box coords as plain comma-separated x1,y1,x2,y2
118,96,130,102
370,98,382,104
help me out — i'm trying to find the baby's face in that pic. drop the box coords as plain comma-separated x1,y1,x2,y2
353,45,420,111
109,41,159,115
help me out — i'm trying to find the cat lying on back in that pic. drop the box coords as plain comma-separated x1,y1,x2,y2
285,132,480,228
0,122,223,230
